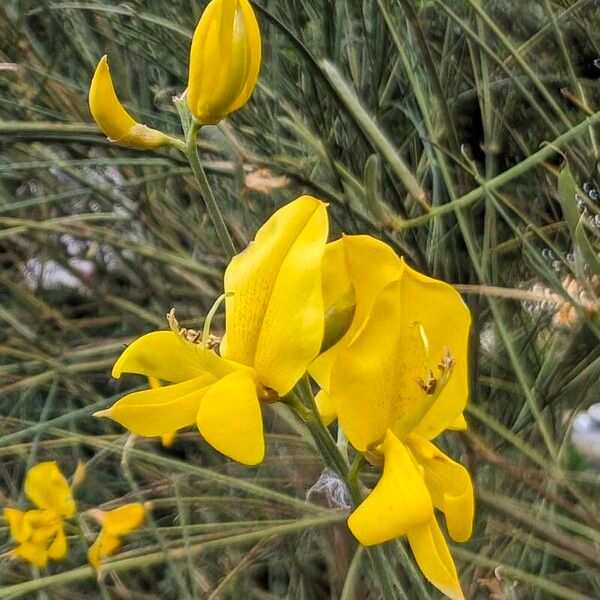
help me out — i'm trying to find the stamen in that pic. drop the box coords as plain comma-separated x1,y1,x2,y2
201,292,232,347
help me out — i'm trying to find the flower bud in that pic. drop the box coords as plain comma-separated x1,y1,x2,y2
187,0,261,124
89,56,169,149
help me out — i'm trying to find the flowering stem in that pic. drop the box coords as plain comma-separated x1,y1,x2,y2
285,379,398,599
185,120,236,258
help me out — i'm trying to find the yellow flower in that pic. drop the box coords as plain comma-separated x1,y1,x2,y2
187,0,261,124
95,196,328,465
327,258,473,600
88,503,145,569
311,235,470,436
3,462,75,567
89,55,169,149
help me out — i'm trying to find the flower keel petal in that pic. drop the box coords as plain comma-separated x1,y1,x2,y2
407,518,464,600
348,430,433,545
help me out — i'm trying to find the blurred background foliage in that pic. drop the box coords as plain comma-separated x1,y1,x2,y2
1,0,600,598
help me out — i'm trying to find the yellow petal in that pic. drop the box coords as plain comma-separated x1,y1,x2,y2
46,524,67,561
222,196,328,396
161,431,177,448
25,462,75,517
26,510,60,543
228,0,262,113
347,430,433,545
448,413,467,431
12,541,48,568
196,368,264,465
4,508,32,543
87,534,102,569
187,0,261,123
112,331,239,383
310,235,401,394
407,435,474,542
88,531,122,569
315,390,337,426
407,518,464,600
96,503,146,537
98,374,215,437
399,260,472,440
71,461,87,490
320,239,348,307
333,279,430,451
89,56,167,149
148,377,180,448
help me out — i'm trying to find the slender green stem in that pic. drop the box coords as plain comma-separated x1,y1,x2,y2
185,121,236,258
165,135,187,154
284,379,399,598
398,109,600,231
0,515,345,599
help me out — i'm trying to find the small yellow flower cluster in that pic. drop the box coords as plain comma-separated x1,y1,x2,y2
96,197,474,599
3,463,74,568
3,462,145,570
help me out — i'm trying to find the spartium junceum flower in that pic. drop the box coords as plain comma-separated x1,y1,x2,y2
3,462,76,568
320,237,473,600
187,0,261,124
88,503,146,569
311,235,470,433
88,56,169,149
94,196,328,465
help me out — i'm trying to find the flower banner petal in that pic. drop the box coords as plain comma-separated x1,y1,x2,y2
334,279,430,451
222,196,328,395
310,235,401,394
25,462,75,517
112,331,238,383
348,430,433,545
448,413,467,431
398,260,472,439
196,368,264,465
407,518,464,600
407,435,474,542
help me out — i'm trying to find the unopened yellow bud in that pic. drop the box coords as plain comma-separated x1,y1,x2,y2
187,0,261,124
89,55,169,149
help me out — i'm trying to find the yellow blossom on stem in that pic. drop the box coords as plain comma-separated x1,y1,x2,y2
3,462,75,567
89,55,170,149
311,235,470,436
95,196,328,465
327,257,473,600
187,0,261,124
88,503,146,569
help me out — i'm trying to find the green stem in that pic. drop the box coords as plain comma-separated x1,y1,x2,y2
285,379,398,598
185,121,236,258
165,135,187,154
398,108,600,231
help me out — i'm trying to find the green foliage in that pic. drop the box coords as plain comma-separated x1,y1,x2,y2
1,0,600,597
